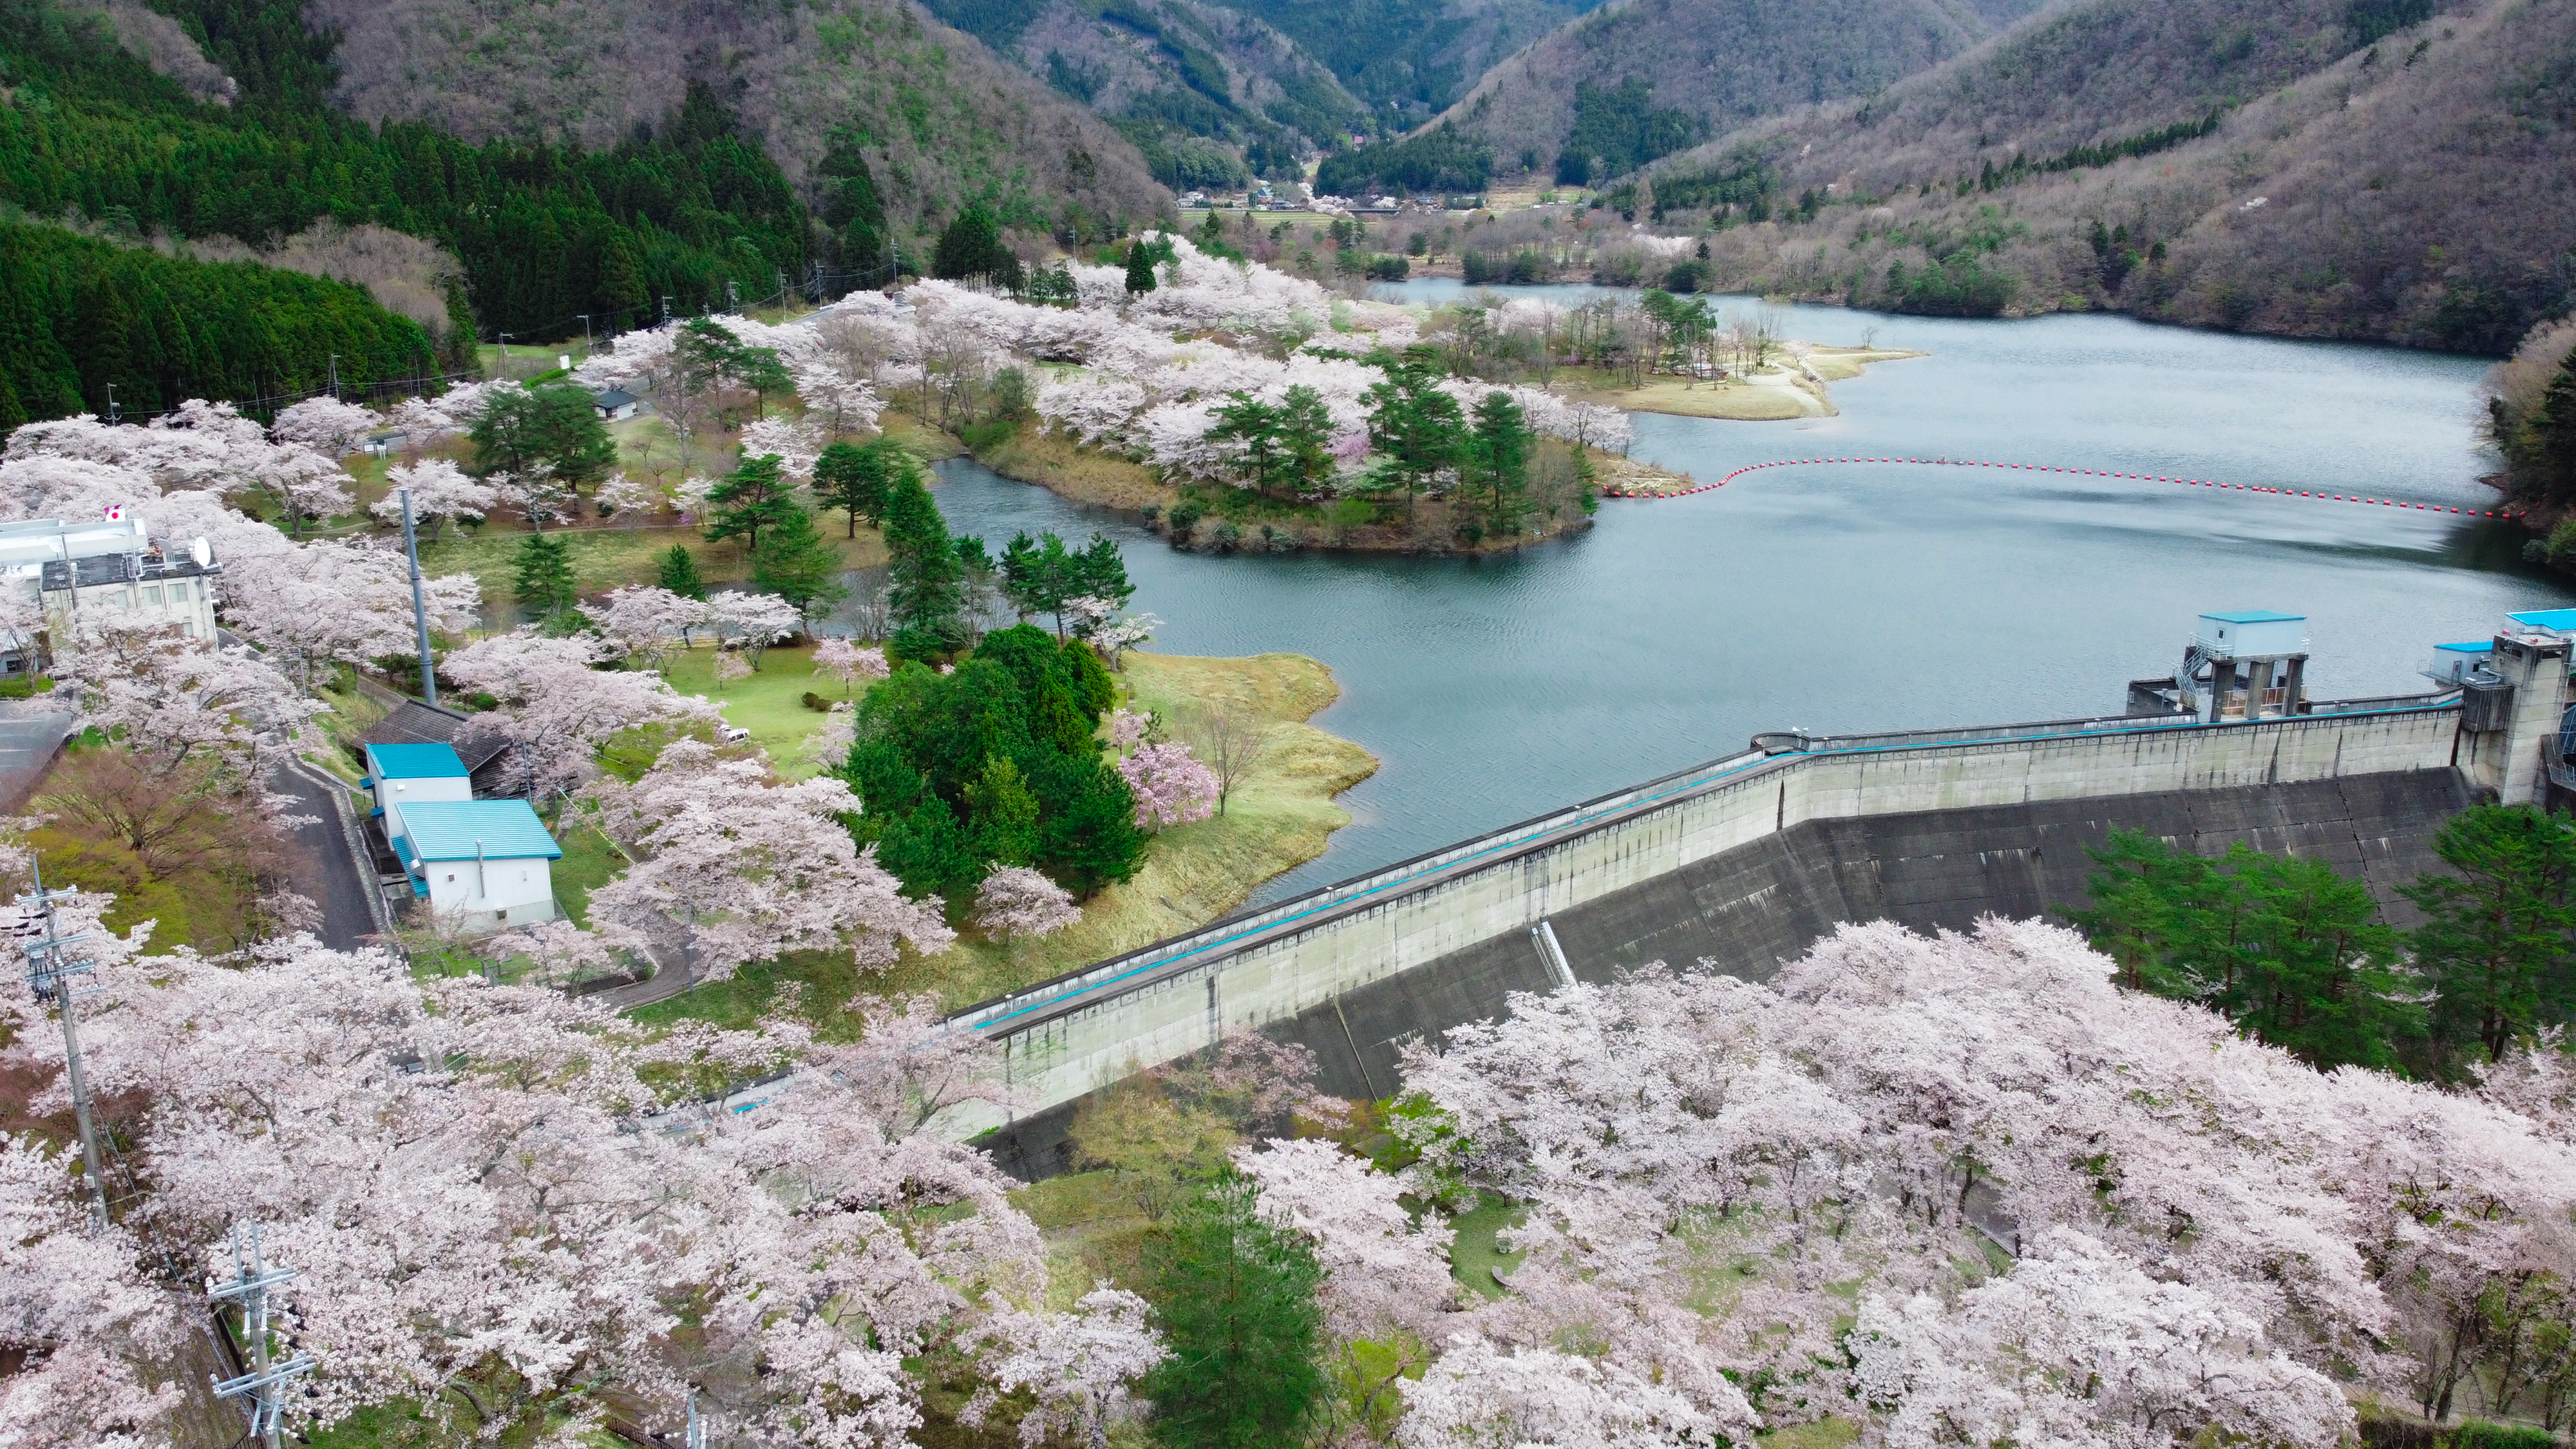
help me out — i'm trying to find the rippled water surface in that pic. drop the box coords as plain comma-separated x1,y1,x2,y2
929,290,2572,904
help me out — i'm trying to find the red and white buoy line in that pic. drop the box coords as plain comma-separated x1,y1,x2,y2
1600,455,2526,520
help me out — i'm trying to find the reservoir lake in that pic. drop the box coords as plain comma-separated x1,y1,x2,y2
926,287,2573,906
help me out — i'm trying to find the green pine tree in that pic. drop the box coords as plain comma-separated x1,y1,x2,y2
1364,352,1465,518
512,531,577,623
2402,804,2576,1068
1465,389,1533,538
882,464,968,656
657,544,708,600
705,452,795,553
1124,238,1160,295
750,504,848,627
1141,1171,1327,1449
815,437,913,536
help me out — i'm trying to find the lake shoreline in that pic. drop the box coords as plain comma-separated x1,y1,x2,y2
903,412,1690,557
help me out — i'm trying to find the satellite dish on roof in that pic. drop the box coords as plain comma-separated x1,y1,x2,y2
190,537,210,567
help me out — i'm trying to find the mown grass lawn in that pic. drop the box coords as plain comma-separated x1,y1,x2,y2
634,650,1378,1030
659,641,854,779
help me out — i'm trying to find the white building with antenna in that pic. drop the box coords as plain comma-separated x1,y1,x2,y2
0,512,221,673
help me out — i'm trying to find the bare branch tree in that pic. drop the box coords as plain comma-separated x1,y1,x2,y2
1183,701,1267,817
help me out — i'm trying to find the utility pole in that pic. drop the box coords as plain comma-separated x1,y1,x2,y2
578,314,592,350
17,862,108,1231
398,488,438,706
496,331,513,370
211,1220,316,1449
724,278,739,312
327,352,341,400
103,383,118,426
661,295,673,327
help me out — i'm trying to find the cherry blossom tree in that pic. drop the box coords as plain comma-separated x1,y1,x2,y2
493,463,576,529
1850,1227,2351,1449
1397,1333,1742,1449
1235,1138,1456,1344
441,629,717,798
964,1287,1168,1449
1117,741,1218,829
2,931,1133,1446
52,621,318,788
268,396,381,456
803,702,858,772
1090,611,1159,667
369,457,498,536
739,415,820,484
0,1133,184,1449
707,591,802,667
578,585,712,670
583,739,952,981
972,864,1081,941
481,918,640,988
811,635,889,697
222,536,478,688
1389,917,2576,1447
593,469,657,519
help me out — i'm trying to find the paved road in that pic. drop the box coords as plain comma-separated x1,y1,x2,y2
270,758,386,949
0,699,75,811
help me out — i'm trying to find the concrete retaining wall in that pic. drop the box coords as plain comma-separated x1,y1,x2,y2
957,705,2467,1176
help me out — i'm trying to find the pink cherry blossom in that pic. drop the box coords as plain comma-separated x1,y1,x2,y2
583,739,952,980
1117,741,1218,829
972,864,1081,941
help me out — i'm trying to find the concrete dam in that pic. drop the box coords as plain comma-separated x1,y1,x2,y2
953,614,2576,1180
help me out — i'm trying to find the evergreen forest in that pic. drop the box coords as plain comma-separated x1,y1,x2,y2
0,0,823,422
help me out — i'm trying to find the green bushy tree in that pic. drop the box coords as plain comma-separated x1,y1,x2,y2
750,504,848,629
814,437,917,536
932,203,1024,290
657,544,707,600
2402,804,2576,1066
470,383,619,487
2069,830,2423,1072
705,452,795,553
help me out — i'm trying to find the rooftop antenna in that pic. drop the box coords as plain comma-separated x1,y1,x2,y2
18,858,109,1231
209,1220,317,1449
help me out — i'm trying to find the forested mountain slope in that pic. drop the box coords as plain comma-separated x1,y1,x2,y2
312,0,1170,243
918,0,1370,187
1219,0,1600,122
1647,0,2575,351
1416,0,2041,187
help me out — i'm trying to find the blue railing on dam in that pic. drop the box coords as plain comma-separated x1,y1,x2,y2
946,688,2465,1041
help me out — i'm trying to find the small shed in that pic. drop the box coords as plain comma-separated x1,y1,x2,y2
393,799,564,933
361,741,472,842
593,388,640,421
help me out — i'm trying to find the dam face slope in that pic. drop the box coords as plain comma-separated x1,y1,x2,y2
969,696,2474,1180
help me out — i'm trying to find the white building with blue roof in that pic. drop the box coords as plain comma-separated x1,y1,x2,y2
392,799,564,932
362,741,475,844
